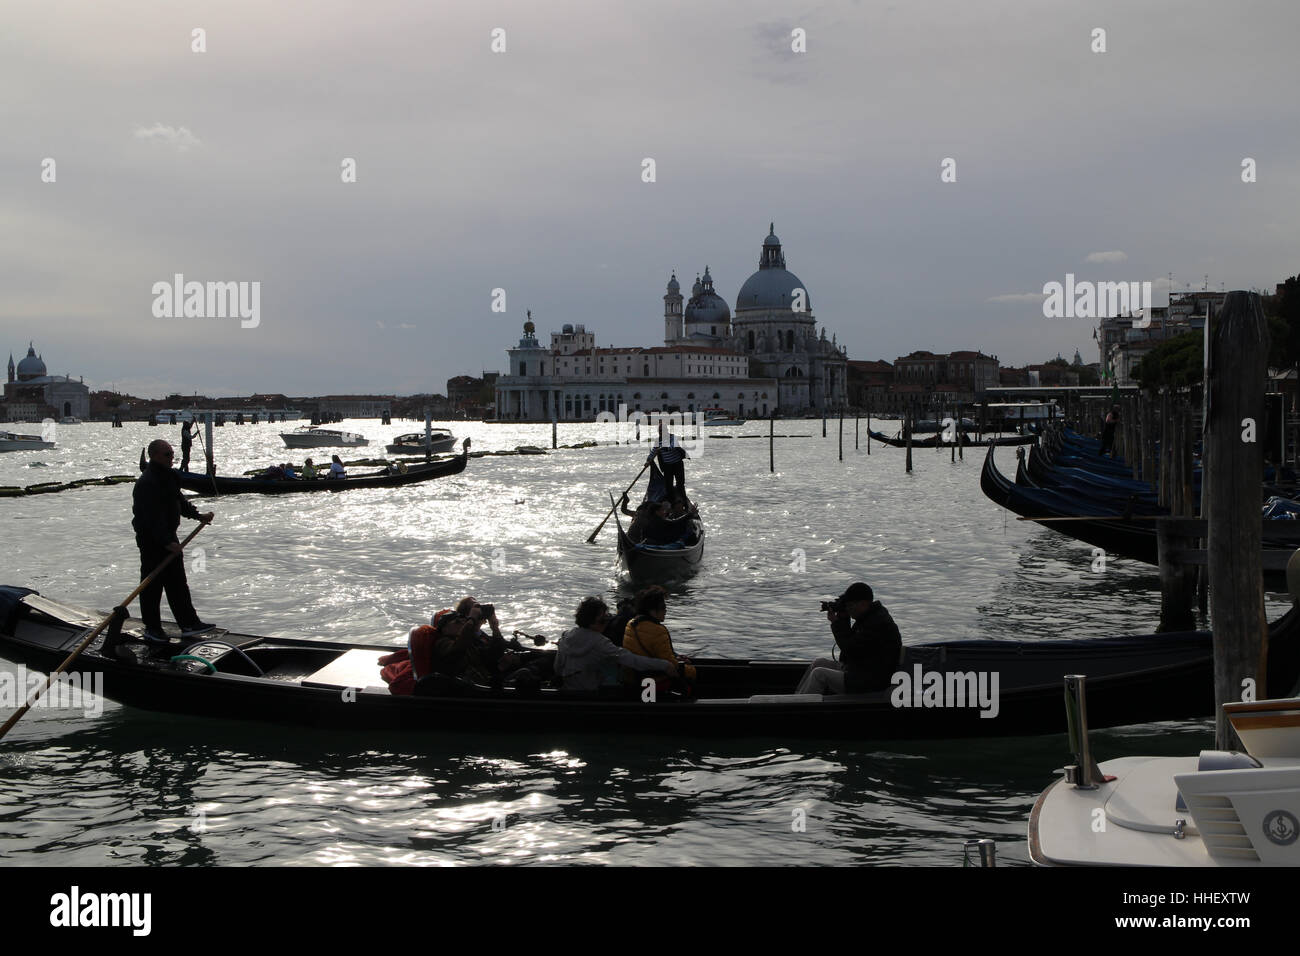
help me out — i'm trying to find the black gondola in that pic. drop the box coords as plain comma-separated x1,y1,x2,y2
174,441,470,495
867,429,1036,449
612,462,704,580
4,587,1299,739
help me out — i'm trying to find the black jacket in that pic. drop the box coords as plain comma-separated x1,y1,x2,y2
133,462,200,549
832,601,902,693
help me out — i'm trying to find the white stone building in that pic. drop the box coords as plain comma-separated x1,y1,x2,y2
4,343,90,421
494,225,848,421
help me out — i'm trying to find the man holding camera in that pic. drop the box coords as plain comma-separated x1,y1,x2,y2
795,582,901,695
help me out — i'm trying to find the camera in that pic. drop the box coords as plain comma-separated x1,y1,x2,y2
820,598,845,614
478,603,495,617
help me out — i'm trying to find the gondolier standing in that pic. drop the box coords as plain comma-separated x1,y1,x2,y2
649,424,689,500
180,420,193,472
133,439,216,640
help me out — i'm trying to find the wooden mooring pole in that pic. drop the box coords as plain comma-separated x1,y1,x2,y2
905,404,913,474
1207,291,1269,750
769,412,775,474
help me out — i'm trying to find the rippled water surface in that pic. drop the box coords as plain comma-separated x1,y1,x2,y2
1,421,1279,865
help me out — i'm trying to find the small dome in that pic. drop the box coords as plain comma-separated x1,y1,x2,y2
736,226,809,313
685,267,731,327
562,323,574,333
16,344,46,381
692,275,702,296
667,272,680,294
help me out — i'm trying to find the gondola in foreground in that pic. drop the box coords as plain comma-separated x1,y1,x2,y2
175,440,470,495
4,587,1299,740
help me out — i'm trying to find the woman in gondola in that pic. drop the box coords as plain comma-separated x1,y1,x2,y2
623,586,696,696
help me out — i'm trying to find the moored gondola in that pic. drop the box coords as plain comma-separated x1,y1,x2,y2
4,587,1299,739
867,429,1036,449
175,441,470,495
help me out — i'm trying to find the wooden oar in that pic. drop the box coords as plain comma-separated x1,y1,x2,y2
586,460,651,542
0,521,209,742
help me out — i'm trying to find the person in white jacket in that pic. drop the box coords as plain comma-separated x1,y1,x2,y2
557,597,677,693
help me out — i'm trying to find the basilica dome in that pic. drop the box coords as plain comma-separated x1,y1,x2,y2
684,266,730,326
735,224,810,314
16,344,46,381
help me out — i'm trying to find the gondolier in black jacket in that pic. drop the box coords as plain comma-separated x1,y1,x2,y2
132,439,215,641
795,582,902,695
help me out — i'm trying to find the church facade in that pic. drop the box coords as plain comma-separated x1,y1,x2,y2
4,343,90,421
493,225,848,421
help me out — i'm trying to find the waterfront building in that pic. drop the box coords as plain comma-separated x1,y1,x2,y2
493,225,848,421
1097,290,1220,386
3,343,90,421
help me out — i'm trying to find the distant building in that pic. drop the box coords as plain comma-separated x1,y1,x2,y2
492,225,847,421
3,343,90,420
309,395,393,418
1098,290,1221,386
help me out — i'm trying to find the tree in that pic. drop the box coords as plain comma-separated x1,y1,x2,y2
1133,331,1203,391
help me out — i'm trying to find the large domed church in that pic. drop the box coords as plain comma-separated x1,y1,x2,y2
663,224,847,412
4,343,90,421
494,225,847,421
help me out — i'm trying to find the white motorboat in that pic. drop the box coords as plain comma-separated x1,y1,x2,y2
0,431,55,452
385,429,456,454
281,427,369,449
701,407,746,426
1029,682,1300,866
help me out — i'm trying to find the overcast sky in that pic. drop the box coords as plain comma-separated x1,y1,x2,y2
3,0,1297,398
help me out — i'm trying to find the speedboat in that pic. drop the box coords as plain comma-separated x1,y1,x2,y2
1029,682,1300,866
701,408,746,427
385,429,456,454
281,427,369,448
0,431,55,452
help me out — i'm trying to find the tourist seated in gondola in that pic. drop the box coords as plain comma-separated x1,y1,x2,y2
387,460,408,476
556,597,676,695
282,462,298,479
795,583,901,695
301,457,319,479
328,455,347,479
622,494,692,546
264,463,286,480
602,596,636,646
410,597,549,693
623,586,696,695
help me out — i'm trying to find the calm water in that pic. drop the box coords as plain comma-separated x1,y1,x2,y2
1,421,1283,865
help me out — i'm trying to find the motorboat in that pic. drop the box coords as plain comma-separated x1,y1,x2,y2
1030,686,1300,866
701,408,746,426
0,431,55,452
385,429,456,454
281,427,369,448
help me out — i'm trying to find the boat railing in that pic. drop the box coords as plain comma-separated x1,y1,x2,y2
961,838,997,867
1062,674,1105,789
